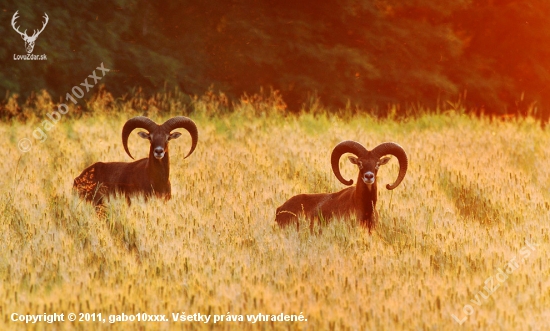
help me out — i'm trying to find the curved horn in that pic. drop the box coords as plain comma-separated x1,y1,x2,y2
372,142,408,190
121,116,158,159
161,116,198,158
331,140,368,185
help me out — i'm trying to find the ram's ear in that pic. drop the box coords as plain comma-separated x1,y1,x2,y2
169,132,182,140
378,156,391,166
137,131,150,140
348,156,363,168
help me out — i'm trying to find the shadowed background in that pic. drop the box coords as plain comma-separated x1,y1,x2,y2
1,0,550,119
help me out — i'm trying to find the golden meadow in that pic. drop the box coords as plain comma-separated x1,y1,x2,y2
1,90,548,330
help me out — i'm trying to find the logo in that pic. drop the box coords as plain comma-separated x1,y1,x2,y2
11,10,48,60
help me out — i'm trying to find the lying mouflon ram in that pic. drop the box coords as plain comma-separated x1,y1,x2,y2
275,140,408,232
73,116,198,205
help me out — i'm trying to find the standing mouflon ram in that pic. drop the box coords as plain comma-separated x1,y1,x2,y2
73,116,198,205
275,141,408,232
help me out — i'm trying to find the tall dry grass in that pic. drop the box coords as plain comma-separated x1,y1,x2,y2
0,95,548,330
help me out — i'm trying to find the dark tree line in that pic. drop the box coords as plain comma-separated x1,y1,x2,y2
1,0,549,119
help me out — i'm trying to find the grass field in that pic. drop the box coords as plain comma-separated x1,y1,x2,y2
1,99,549,330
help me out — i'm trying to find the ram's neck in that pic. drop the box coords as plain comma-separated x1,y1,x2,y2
147,150,170,183
355,180,377,217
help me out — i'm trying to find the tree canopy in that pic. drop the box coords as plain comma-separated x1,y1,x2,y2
1,0,549,117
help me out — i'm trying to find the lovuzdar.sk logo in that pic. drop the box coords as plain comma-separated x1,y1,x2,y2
12,10,48,60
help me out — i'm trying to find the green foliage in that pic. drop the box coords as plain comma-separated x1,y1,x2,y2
1,0,550,119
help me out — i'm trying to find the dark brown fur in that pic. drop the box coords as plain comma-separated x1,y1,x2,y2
73,116,198,205
73,152,173,205
275,141,407,232
275,160,382,231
